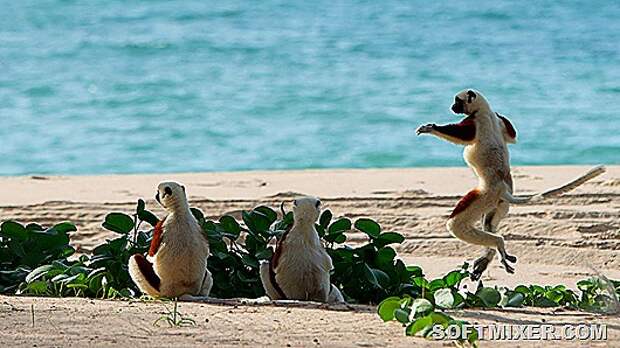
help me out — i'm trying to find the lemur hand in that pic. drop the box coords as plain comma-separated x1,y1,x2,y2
416,124,435,135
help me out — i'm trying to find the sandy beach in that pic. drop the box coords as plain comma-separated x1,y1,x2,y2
1,165,619,347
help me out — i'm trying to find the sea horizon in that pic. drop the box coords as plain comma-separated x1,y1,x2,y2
1,1,618,176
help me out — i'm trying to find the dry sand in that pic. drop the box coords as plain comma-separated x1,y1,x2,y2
1,165,619,347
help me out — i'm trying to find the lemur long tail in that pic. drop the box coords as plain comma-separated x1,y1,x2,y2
128,254,161,297
502,165,606,205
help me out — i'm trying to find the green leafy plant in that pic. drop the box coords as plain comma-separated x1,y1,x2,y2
16,199,155,298
0,221,76,294
378,295,478,346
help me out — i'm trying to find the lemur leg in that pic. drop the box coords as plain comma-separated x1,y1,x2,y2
447,194,516,274
178,270,213,302
471,201,512,280
259,262,282,300
199,269,213,297
327,284,345,304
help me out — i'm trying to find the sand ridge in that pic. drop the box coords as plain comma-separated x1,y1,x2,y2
1,166,619,346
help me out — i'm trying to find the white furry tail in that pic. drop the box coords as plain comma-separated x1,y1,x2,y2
128,254,161,297
502,165,606,205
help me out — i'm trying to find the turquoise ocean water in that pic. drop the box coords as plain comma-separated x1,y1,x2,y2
0,1,618,175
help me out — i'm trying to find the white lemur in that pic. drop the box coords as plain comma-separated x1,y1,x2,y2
260,196,345,303
128,181,213,299
417,89,605,280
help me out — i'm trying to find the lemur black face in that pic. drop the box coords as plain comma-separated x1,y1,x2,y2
156,186,173,204
451,96,465,114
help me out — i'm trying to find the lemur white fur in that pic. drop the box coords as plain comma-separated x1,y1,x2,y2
128,181,213,299
260,196,345,303
417,89,606,279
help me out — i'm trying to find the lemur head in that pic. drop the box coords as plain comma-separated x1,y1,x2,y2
451,89,489,116
155,181,188,211
292,196,321,225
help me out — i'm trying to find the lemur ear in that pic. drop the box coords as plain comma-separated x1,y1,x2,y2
467,90,477,103
315,200,321,208
180,185,185,192
293,199,298,206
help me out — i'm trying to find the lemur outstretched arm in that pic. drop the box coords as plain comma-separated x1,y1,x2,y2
502,165,606,204
416,116,476,145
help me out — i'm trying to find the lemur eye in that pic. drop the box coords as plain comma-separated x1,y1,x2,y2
315,200,321,208
164,187,172,196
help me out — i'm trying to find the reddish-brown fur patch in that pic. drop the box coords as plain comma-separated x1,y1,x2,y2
497,114,517,139
269,228,291,299
133,253,161,291
148,216,166,257
434,115,476,141
450,189,480,218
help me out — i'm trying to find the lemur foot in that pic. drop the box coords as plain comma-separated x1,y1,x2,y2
475,280,485,292
504,254,517,263
416,124,435,135
500,257,516,274
470,256,491,281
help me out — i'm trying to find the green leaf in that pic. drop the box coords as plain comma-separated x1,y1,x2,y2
191,208,205,222
328,218,351,235
428,278,446,291
377,296,402,322
407,265,424,278
354,218,381,238
333,234,346,244
255,248,273,260
363,264,380,287
137,199,146,213
505,292,525,307
254,206,277,224
241,254,259,268
319,210,332,229
443,270,466,287
26,280,48,294
375,247,396,266
411,298,433,318
434,288,455,309
374,232,405,247
371,268,391,288
243,210,272,234
102,213,135,234
514,284,531,295
412,276,429,289
219,216,241,238
25,265,56,283
394,308,410,324
137,202,159,227
476,287,501,307
545,290,564,303
406,315,433,336
1,221,28,240
51,222,77,234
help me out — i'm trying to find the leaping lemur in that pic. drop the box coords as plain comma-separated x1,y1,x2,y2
417,89,605,280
